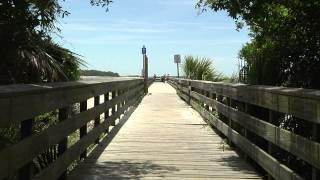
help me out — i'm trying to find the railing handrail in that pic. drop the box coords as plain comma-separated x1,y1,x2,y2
171,78,320,124
0,78,143,126
0,77,141,96
0,77,146,180
169,78,320,180
173,78,320,100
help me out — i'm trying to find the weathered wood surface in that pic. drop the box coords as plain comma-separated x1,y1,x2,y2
0,77,142,126
0,77,144,180
169,78,320,180
0,85,142,178
69,82,262,180
184,79,320,124
190,91,320,170
190,100,303,180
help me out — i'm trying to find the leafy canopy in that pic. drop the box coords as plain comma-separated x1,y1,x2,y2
197,0,320,88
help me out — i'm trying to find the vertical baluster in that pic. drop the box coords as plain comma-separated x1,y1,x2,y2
267,110,276,180
111,91,116,126
117,90,122,118
94,96,100,144
312,124,320,180
58,107,70,180
104,92,110,133
205,91,210,111
211,93,216,112
119,90,123,109
187,82,191,105
122,88,127,111
19,119,34,180
243,103,249,161
80,100,87,159
227,97,232,127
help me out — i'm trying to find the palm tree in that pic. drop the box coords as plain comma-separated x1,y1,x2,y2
0,1,86,84
183,56,198,79
183,55,221,81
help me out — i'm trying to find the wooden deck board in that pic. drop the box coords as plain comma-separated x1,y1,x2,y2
69,82,262,180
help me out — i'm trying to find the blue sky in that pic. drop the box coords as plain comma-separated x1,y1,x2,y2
58,0,250,76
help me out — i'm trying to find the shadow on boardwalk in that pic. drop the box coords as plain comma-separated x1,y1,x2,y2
74,161,180,179
70,104,179,179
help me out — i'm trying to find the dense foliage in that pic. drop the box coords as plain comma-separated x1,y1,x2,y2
183,55,222,81
0,1,113,177
80,69,120,77
197,1,320,179
0,0,112,84
197,0,320,89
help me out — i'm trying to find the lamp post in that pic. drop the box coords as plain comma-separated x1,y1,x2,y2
142,45,148,94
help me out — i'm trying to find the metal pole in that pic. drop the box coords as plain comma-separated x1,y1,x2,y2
142,45,148,94
144,55,148,94
176,62,179,78
143,54,145,77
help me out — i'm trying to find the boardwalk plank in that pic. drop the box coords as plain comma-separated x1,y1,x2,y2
69,82,262,180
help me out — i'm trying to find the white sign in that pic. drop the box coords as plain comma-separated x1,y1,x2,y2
174,54,181,63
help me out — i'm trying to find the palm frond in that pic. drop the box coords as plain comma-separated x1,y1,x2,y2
182,55,221,81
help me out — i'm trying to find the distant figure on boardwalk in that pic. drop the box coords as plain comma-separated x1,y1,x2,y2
161,75,166,82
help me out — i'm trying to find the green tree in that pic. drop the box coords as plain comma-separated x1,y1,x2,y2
197,1,319,179
0,0,112,176
197,0,320,88
0,0,112,84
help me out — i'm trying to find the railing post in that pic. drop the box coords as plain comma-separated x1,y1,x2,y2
226,97,234,148
205,91,210,111
267,110,275,180
80,100,87,159
119,90,123,109
227,97,232,127
58,107,70,180
94,96,100,144
144,55,148,94
111,91,116,126
104,92,110,133
243,103,248,161
312,124,320,180
19,119,34,180
187,81,191,105
120,89,124,109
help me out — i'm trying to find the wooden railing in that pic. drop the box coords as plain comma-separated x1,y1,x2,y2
169,78,320,180
0,77,145,180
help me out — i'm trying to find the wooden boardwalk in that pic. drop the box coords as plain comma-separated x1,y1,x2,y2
69,82,262,180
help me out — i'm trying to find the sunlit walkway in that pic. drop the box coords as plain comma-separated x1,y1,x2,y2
69,82,262,179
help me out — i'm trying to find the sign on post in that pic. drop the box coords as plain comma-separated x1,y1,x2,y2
174,54,181,64
174,54,181,78
142,45,146,55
